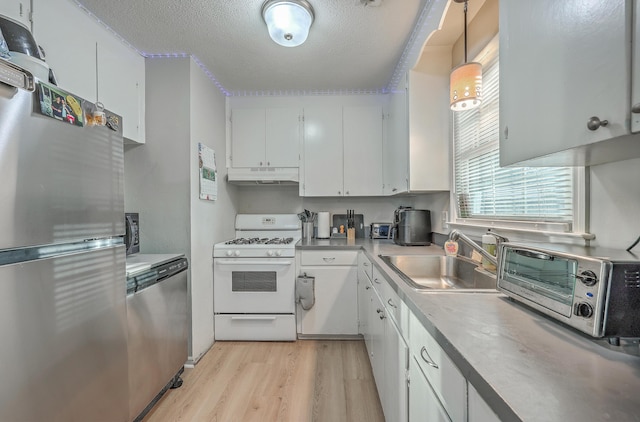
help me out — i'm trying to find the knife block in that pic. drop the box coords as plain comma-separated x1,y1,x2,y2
347,228,355,240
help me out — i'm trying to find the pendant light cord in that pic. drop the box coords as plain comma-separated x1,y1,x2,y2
463,0,468,63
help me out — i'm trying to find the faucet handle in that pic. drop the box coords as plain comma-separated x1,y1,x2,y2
486,231,509,245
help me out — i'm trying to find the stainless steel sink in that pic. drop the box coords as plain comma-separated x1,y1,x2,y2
379,254,498,292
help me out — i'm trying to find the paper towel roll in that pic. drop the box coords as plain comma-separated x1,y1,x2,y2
317,212,330,239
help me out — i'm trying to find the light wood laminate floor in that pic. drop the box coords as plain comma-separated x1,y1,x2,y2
143,340,385,422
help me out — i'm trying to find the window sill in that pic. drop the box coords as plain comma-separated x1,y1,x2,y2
447,221,595,242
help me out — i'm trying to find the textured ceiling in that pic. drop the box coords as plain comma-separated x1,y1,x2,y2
74,0,451,95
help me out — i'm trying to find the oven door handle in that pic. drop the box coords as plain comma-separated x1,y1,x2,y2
513,249,554,261
215,260,293,266
230,316,277,321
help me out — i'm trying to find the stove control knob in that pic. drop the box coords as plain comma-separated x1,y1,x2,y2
267,250,274,257
226,250,233,257
576,270,597,286
275,250,282,257
574,302,594,318
234,250,241,257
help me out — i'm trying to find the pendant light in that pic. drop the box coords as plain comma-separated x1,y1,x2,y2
262,0,315,48
450,0,482,111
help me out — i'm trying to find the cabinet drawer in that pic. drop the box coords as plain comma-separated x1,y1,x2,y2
300,250,358,266
409,311,467,422
358,252,374,280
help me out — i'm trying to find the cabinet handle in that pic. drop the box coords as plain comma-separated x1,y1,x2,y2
338,191,341,195
267,161,270,166
387,298,398,309
322,257,335,262
392,188,398,192
374,277,381,284
377,308,383,314
420,346,439,369
379,313,386,320
363,262,369,267
365,285,371,290
346,191,350,195
587,116,609,131
260,161,263,166
503,125,509,140
632,103,640,114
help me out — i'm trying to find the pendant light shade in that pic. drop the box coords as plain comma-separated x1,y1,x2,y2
450,61,482,110
450,0,482,111
262,0,315,48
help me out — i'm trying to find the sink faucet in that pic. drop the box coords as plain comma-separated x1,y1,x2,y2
448,229,509,270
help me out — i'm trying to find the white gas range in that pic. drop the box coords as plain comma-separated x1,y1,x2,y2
213,214,301,341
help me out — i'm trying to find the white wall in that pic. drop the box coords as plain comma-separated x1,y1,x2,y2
589,157,640,249
188,59,238,362
125,57,238,364
235,186,450,234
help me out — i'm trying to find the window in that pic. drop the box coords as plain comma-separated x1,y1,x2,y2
452,39,581,233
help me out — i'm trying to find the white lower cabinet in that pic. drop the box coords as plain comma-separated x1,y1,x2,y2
409,311,467,422
468,383,500,422
369,286,386,394
384,313,409,422
409,356,451,422
298,250,358,336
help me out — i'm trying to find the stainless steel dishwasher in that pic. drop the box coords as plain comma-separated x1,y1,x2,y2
126,255,189,422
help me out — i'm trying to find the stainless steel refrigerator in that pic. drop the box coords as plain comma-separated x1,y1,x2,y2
0,76,128,420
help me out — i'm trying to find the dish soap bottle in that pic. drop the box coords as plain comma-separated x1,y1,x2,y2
481,234,497,271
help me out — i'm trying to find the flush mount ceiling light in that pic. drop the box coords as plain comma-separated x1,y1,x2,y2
450,0,482,111
262,0,315,47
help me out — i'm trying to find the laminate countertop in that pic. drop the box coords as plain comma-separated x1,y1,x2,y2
297,238,640,422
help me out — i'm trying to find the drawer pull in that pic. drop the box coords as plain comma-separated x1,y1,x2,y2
323,257,336,262
387,298,397,309
377,308,383,314
420,346,439,369
374,278,381,284
365,285,371,290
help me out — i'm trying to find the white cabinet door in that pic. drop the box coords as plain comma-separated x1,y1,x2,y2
384,315,409,422
299,266,358,335
384,89,409,195
265,108,299,168
369,288,386,401
231,108,266,167
343,105,383,196
32,0,97,101
0,0,31,27
410,311,467,422
96,34,145,143
468,383,500,422
632,0,640,133
409,356,451,422
302,106,343,196
500,0,630,166
407,70,450,191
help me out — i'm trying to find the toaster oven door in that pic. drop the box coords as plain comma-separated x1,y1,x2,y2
499,247,578,317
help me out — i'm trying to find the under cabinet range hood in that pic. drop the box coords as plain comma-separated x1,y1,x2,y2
227,167,299,185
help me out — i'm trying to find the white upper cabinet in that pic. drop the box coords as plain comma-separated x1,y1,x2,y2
231,108,266,167
500,0,640,166
96,34,145,143
632,1,640,133
32,0,146,143
302,106,344,196
301,104,384,197
383,68,450,194
384,89,409,195
266,108,300,167
231,107,300,168
0,1,31,28
33,0,97,101
343,105,383,196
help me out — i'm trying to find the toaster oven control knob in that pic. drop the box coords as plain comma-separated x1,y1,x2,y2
226,250,233,257
234,250,241,257
575,302,594,318
275,250,282,257
576,270,598,286
267,250,274,256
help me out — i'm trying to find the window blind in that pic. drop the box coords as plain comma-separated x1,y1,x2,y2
453,53,574,223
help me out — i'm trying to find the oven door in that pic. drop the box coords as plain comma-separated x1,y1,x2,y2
213,257,295,314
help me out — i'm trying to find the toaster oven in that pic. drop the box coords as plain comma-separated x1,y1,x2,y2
125,212,140,255
370,223,392,239
497,242,640,339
